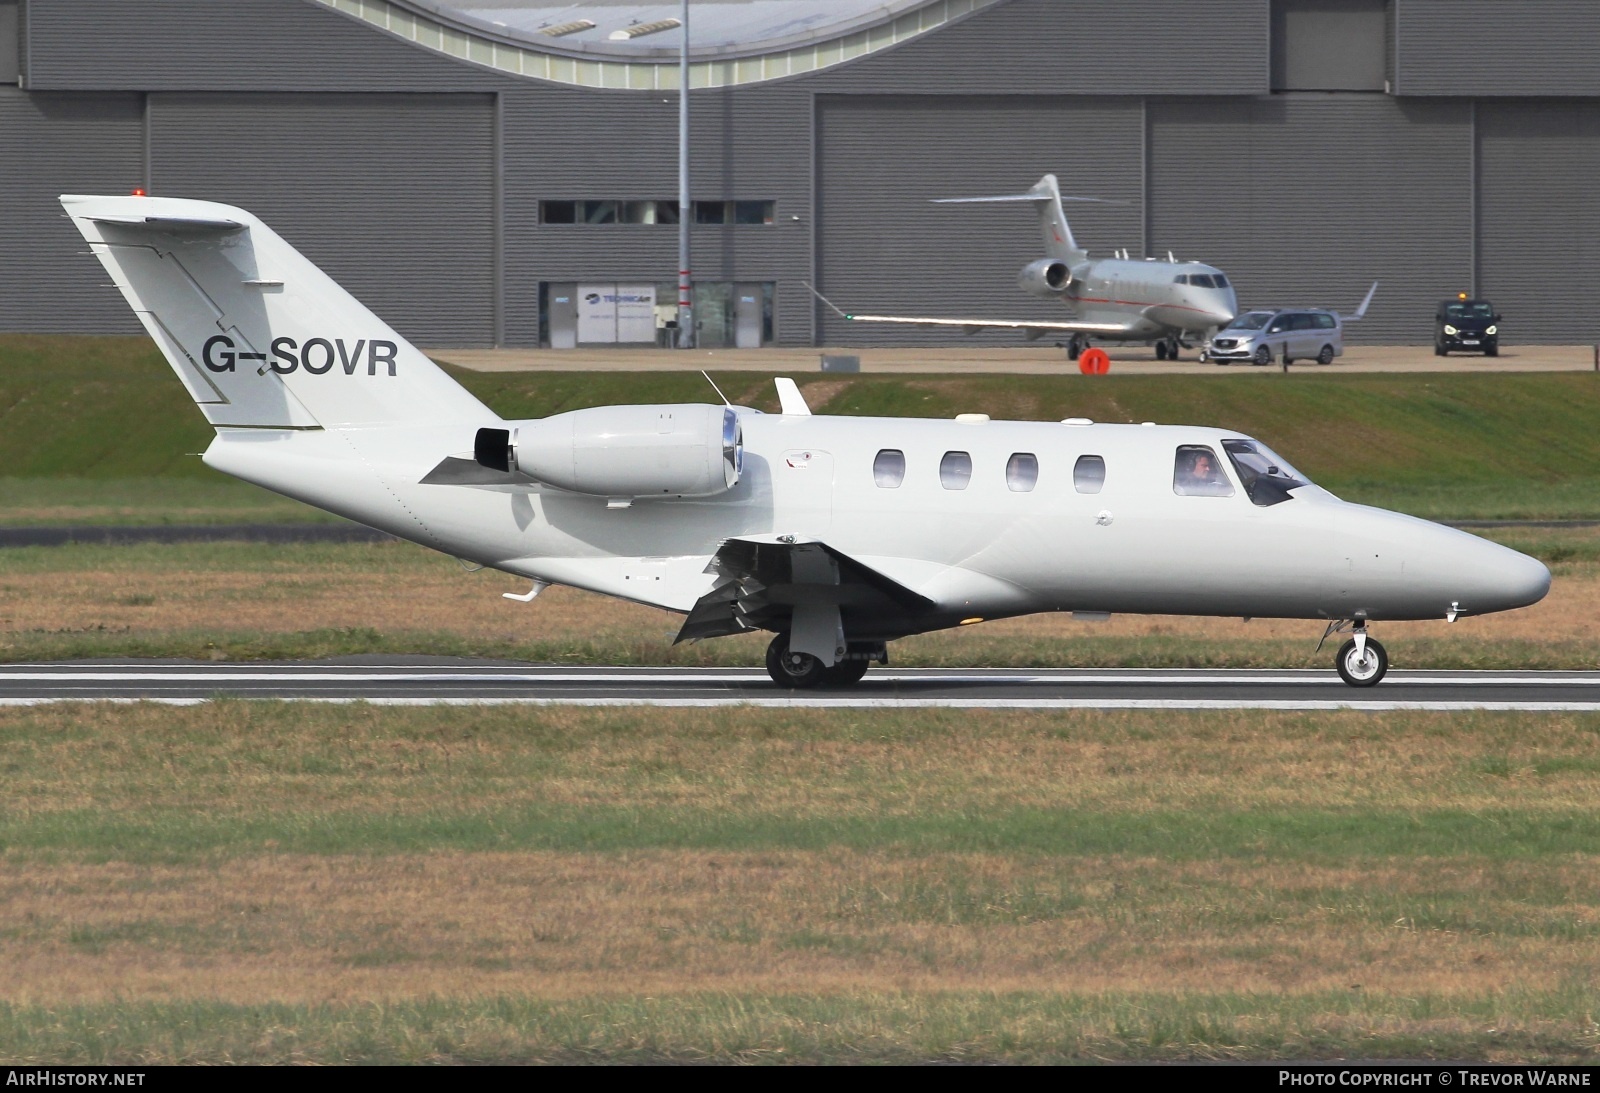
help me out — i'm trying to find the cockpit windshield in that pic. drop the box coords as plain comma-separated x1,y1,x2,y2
1221,439,1311,507
1223,311,1273,331
1445,302,1494,321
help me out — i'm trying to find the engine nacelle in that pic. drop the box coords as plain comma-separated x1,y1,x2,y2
1017,257,1072,297
477,404,742,499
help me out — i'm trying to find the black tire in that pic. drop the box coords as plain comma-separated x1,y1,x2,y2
1252,345,1272,366
1335,636,1388,687
1485,346,1499,357
1154,341,1169,360
821,658,870,686
1167,340,1181,361
1440,345,1449,356
765,633,828,689
1434,342,1446,357
1316,344,1335,366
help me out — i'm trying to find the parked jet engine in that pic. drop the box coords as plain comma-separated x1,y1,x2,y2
475,404,741,499
1017,258,1072,297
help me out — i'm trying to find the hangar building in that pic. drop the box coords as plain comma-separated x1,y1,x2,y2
2,0,1598,348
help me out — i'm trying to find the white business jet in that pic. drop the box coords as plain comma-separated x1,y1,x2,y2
62,195,1549,688
816,173,1239,362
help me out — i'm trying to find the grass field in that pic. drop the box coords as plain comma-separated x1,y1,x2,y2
0,526,1596,667
4,334,1600,520
0,702,1596,1062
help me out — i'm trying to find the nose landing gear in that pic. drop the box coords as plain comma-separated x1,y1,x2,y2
1320,620,1389,687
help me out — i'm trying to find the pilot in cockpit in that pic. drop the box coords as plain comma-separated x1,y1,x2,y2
1176,447,1233,496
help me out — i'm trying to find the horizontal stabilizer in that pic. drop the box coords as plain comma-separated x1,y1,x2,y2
84,214,246,233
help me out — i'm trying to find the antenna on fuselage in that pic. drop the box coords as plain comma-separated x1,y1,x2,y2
700,369,732,408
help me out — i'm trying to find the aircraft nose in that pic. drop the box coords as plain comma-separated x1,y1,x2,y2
1439,529,1550,615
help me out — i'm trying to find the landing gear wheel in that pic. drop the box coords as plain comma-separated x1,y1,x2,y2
1252,345,1272,366
1155,340,1169,360
821,658,870,686
765,633,828,689
1316,344,1335,365
1335,636,1388,687
1066,334,1084,362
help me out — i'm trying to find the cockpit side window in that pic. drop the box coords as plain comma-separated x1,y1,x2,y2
1173,445,1234,497
1190,273,1216,288
1221,438,1310,506
1212,273,1230,288
1174,274,1190,285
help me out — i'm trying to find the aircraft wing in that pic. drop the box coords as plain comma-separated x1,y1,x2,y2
806,282,1129,339
675,536,937,644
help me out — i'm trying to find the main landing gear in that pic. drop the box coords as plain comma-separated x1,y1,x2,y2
764,633,881,689
1064,333,1086,362
1154,335,1182,361
1320,620,1389,687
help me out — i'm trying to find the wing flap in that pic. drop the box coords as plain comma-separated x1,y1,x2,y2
675,536,937,644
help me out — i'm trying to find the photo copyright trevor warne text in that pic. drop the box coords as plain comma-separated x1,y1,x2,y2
1280,1071,1592,1087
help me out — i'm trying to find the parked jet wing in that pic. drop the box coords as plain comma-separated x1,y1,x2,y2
805,282,1128,340
675,536,938,644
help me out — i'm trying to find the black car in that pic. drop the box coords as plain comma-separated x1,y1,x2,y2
1435,297,1501,356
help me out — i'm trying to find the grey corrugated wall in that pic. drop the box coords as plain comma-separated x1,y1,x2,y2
0,89,144,333
1147,95,1471,343
815,95,1143,347
1477,99,1600,344
1397,0,1600,96
808,0,1268,96
150,92,497,346
23,0,509,91
501,85,815,347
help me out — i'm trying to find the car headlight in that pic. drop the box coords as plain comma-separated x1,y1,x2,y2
1486,325,1497,335
1444,325,1458,335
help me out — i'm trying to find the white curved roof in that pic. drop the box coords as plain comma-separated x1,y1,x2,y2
312,0,1000,88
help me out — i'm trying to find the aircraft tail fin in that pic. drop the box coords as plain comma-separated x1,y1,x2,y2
61,194,493,430
1342,280,1380,322
934,174,1099,264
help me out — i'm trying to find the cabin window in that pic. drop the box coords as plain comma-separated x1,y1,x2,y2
1073,454,1106,494
940,451,972,490
1006,453,1039,492
873,448,906,488
1221,438,1310,507
1173,445,1235,497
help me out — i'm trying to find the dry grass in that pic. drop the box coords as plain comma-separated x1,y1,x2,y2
0,535,1597,666
2,852,1596,1006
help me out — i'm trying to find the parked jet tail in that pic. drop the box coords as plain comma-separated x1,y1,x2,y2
60,195,493,430
934,173,1115,266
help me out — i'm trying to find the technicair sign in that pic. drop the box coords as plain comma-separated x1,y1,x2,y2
202,335,399,376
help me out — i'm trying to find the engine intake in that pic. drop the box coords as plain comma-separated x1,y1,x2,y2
1017,257,1071,297
477,404,742,499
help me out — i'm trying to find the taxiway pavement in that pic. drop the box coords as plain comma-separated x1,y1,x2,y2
4,660,1598,711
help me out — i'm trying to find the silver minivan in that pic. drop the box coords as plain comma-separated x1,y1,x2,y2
1204,308,1344,366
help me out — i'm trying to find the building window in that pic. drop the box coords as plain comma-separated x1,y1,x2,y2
1006,453,1039,493
873,449,906,489
1271,0,1387,92
541,199,770,226
940,451,973,491
0,2,16,85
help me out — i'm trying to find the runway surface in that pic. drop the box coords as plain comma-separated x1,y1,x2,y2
3,660,1599,710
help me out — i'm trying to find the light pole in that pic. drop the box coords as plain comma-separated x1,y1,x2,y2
676,0,694,348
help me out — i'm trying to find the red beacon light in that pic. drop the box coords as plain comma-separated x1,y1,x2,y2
131,187,147,197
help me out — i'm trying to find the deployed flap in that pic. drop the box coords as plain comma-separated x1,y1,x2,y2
674,536,936,644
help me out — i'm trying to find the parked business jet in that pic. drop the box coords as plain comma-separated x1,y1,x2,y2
62,195,1549,688
817,173,1239,361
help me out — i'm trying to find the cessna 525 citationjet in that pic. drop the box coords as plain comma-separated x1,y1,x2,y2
62,194,1550,688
